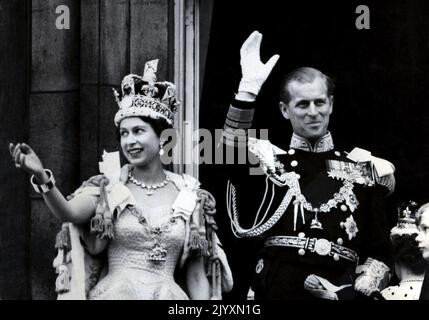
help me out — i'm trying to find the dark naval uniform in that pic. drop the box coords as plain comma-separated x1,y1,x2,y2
220,99,393,300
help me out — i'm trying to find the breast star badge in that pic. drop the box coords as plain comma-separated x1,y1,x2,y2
340,215,359,240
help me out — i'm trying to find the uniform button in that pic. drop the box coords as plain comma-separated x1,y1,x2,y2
341,205,348,212
333,254,340,261
298,232,306,238
255,259,264,274
335,151,341,156
340,222,345,228
291,160,298,167
288,149,296,155
298,249,306,256
337,238,344,245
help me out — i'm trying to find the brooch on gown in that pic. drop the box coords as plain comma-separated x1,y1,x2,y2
149,239,168,261
131,206,178,262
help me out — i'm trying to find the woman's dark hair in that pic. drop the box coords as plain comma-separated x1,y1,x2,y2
116,116,172,140
416,203,429,225
139,116,172,138
391,233,427,274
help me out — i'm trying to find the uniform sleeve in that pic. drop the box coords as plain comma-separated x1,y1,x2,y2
213,98,267,299
361,185,393,267
216,98,260,183
353,184,393,294
222,98,255,147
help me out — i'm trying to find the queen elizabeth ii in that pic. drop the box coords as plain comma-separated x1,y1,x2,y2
9,59,232,300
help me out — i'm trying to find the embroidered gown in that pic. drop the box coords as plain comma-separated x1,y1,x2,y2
89,202,189,300
56,170,233,300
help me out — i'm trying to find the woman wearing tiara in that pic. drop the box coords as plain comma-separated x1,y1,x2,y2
9,59,232,300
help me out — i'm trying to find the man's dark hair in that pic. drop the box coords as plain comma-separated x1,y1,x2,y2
279,67,335,104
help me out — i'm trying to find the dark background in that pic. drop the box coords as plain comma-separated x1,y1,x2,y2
0,0,174,300
1,0,429,300
199,2,429,298
200,0,429,222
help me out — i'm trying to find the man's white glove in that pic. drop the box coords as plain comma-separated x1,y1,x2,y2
304,274,340,300
354,275,380,297
354,258,391,297
238,30,280,96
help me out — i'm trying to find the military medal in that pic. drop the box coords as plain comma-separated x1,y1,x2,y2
255,259,264,274
227,147,363,236
310,209,323,230
291,168,360,231
340,215,359,240
326,159,375,187
344,190,359,213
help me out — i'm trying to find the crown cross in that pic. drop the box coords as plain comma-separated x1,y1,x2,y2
113,59,178,126
403,207,411,218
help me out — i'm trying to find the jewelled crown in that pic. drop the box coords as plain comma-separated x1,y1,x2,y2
113,59,179,126
390,200,419,237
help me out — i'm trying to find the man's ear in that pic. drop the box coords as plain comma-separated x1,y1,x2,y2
279,101,290,120
329,95,334,115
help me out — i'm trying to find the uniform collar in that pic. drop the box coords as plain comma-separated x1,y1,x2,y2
289,132,334,153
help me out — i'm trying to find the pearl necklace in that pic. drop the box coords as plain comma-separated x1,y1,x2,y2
400,279,424,283
128,172,170,195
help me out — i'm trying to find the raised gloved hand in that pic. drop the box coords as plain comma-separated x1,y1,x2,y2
238,31,280,96
304,274,339,300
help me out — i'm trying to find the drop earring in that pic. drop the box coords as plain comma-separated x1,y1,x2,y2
159,143,165,156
